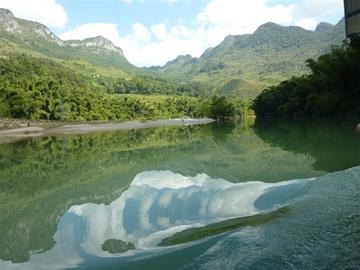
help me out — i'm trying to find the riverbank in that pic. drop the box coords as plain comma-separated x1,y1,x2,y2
0,118,215,144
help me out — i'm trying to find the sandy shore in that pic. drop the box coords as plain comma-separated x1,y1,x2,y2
0,118,215,144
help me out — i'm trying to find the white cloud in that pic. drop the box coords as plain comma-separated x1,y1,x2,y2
197,0,294,34
59,0,343,67
0,0,68,28
296,18,319,30
291,0,343,19
131,23,151,43
151,23,168,41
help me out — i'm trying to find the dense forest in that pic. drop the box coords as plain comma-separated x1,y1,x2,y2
253,37,360,118
0,53,250,121
107,76,207,96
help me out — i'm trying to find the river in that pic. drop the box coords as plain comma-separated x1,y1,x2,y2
0,119,359,269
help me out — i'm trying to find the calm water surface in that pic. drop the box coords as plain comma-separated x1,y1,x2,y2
0,119,359,270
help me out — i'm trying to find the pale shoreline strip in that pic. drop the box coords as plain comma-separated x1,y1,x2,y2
0,118,215,144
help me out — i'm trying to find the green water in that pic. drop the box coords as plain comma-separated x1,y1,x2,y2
0,119,359,269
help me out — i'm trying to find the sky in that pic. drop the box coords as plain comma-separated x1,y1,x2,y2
0,0,344,67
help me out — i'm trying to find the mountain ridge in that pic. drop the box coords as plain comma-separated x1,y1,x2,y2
315,22,334,33
0,8,133,70
0,8,346,97
154,19,346,97
0,8,62,44
64,36,124,56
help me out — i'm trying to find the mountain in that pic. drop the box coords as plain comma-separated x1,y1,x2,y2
0,8,61,42
315,22,333,33
154,19,346,98
65,36,124,55
0,8,134,71
0,8,347,98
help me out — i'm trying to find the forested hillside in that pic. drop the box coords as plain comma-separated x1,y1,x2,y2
0,53,249,121
253,38,360,118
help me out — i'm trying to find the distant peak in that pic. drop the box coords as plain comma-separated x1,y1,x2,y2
66,35,124,55
219,35,241,48
315,22,333,33
84,35,110,42
336,17,345,26
223,35,238,41
176,54,193,60
164,54,196,67
0,8,15,20
81,35,115,46
201,46,214,57
167,54,194,63
253,22,287,36
257,22,282,30
0,8,14,17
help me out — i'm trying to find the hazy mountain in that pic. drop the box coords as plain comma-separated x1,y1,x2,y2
153,19,346,98
315,22,334,33
0,8,134,71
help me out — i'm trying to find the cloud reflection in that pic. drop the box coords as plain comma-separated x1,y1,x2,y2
0,170,312,269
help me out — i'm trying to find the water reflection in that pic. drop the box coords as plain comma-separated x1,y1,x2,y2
0,170,311,270
0,120,359,268
254,118,360,172
68,171,310,251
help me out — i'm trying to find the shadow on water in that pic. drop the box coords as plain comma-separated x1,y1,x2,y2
254,118,360,172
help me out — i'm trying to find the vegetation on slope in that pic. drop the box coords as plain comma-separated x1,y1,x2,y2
0,8,134,71
0,9,213,99
0,53,250,121
253,37,360,118
154,20,345,97
109,76,206,96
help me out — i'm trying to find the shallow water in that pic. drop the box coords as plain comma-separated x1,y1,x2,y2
0,119,359,269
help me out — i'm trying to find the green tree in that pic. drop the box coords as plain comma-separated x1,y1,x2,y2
209,96,235,120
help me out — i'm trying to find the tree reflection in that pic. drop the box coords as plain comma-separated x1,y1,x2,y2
254,118,360,172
